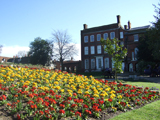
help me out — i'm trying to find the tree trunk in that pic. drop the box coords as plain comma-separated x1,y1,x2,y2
60,57,64,71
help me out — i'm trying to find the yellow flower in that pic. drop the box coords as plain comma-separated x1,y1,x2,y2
55,86,61,90
61,89,64,92
93,94,99,98
104,99,108,101
117,95,122,99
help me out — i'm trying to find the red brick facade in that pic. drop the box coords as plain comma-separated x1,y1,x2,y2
81,15,150,72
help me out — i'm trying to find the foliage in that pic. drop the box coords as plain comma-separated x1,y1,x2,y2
28,37,53,66
51,30,78,71
101,38,127,80
137,61,156,74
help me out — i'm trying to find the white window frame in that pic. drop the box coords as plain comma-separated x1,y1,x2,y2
84,36,88,43
134,34,138,42
104,58,109,68
90,35,94,42
120,32,123,39
103,33,108,40
91,59,95,69
104,45,107,53
97,45,101,54
90,46,95,54
85,59,89,69
97,34,101,41
110,32,115,39
132,52,134,61
134,48,138,60
84,47,88,55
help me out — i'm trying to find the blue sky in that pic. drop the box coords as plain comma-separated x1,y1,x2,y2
0,0,159,60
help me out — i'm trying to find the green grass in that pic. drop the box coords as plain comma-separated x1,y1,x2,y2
76,72,104,79
109,100,160,120
109,81,160,120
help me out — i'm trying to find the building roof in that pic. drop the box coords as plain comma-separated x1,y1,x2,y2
81,23,122,33
127,25,150,31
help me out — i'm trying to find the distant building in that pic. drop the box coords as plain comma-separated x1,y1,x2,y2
81,15,150,72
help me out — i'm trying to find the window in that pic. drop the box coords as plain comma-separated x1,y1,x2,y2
120,32,123,39
97,45,101,54
84,36,88,43
85,59,89,69
134,48,138,60
90,46,95,54
90,35,94,42
110,32,115,39
97,34,101,41
104,58,109,68
134,34,138,41
120,41,124,46
64,67,67,71
103,33,108,40
84,47,88,55
132,52,134,60
104,45,107,53
91,59,95,69
129,63,133,72
112,58,115,68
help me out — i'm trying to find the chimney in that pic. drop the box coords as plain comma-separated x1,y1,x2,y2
124,25,128,29
117,15,121,24
83,24,88,30
71,57,73,61
128,21,131,29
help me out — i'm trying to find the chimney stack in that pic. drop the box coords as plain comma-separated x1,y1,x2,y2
117,15,121,24
71,57,73,61
124,25,128,29
128,21,131,29
83,24,88,30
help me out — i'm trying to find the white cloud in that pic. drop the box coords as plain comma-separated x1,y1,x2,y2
0,45,30,57
74,44,81,60
0,44,81,60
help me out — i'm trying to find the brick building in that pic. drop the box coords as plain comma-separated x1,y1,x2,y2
81,15,150,72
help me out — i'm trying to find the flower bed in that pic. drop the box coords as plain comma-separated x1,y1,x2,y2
0,65,160,120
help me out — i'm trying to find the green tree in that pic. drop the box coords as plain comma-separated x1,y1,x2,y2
147,3,160,61
28,37,53,66
101,38,127,80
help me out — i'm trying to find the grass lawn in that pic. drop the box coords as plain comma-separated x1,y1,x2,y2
109,81,160,120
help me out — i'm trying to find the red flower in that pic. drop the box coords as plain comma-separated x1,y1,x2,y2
30,104,37,109
83,104,88,108
99,100,104,104
2,95,6,100
56,95,61,99
85,110,92,114
75,111,81,117
28,94,34,98
92,106,101,112
43,101,49,107
45,110,50,114
39,110,44,115
120,102,126,107
17,114,21,120
108,98,112,102
59,104,65,108
71,104,78,108
36,97,44,103
27,100,34,105
90,97,95,101
48,107,55,111
59,109,65,114
73,93,77,96
49,98,56,104
67,97,72,100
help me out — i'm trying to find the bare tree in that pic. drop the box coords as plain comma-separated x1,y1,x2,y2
51,30,78,71
17,51,28,57
0,45,2,55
